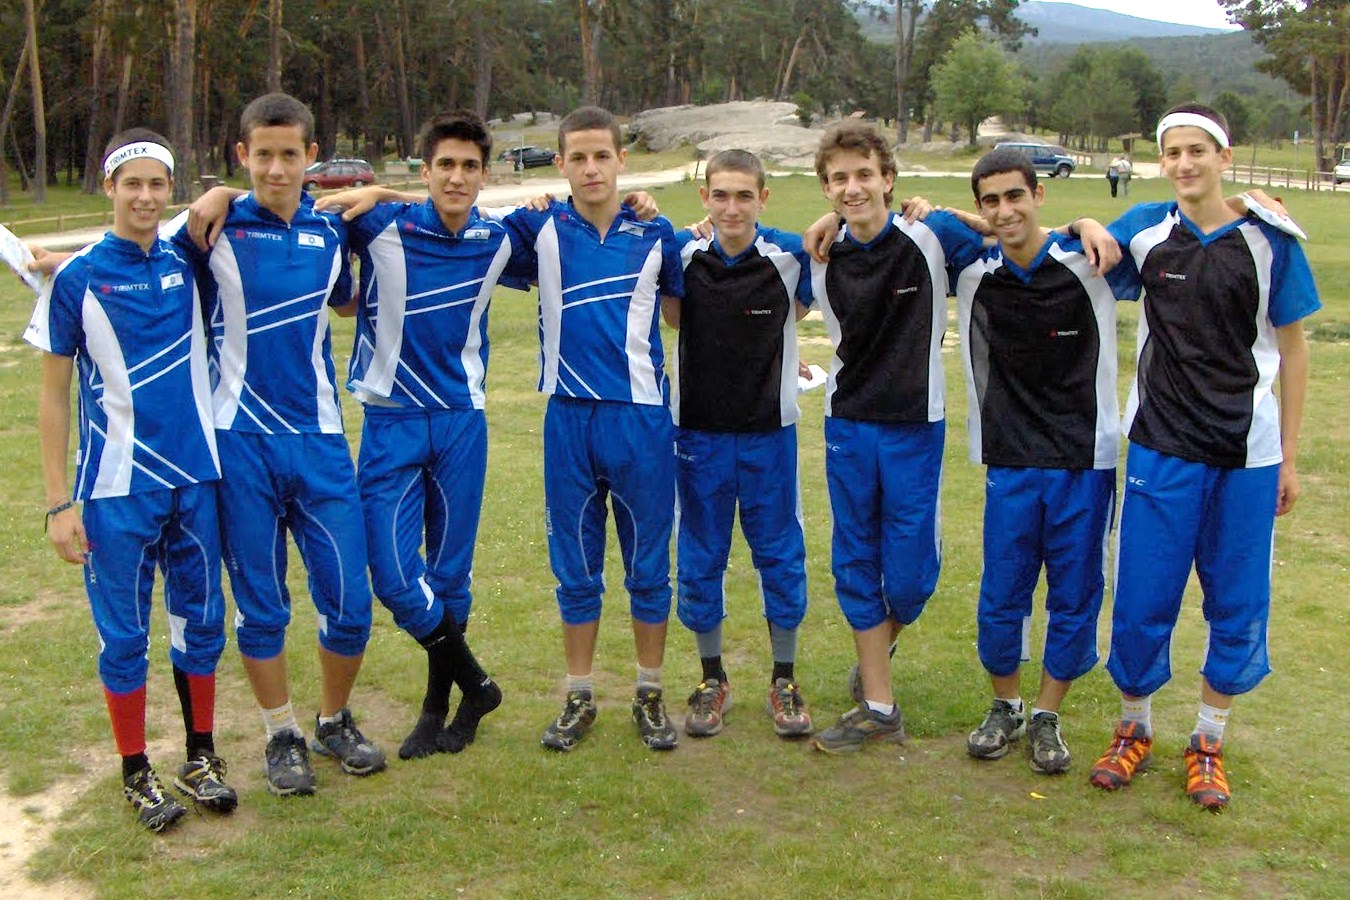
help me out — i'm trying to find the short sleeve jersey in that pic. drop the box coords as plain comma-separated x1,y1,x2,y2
24,233,219,500
505,200,684,406
673,225,814,432
1108,202,1320,468
811,210,984,422
345,201,533,410
166,193,352,434
955,232,1139,469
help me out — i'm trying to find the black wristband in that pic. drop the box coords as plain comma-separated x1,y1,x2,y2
44,500,74,532
1067,219,1081,239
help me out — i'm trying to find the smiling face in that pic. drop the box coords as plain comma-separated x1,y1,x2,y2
1159,125,1230,205
237,123,317,218
105,157,172,248
820,148,894,241
975,169,1045,259
556,128,625,215
701,169,767,253
423,137,485,233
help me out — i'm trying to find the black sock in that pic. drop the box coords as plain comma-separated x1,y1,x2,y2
700,655,726,683
771,662,794,684
417,617,459,717
122,752,150,781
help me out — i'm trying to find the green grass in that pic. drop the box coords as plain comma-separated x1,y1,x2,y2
1,176,1348,898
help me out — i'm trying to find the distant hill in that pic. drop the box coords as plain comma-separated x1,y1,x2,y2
1017,2,1231,44
856,1,1231,45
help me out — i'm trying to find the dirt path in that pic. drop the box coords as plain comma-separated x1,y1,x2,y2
0,780,92,900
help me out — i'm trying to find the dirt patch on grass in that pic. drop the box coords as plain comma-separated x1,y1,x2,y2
0,778,92,900
0,591,73,638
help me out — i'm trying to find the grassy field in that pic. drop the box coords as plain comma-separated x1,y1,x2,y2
0,175,1346,899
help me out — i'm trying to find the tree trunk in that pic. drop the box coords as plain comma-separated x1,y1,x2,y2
0,42,30,206
778,29,805,100
81,0,111,194
353,22,374,162
473,17,492,118
579,0,605,106
895,1,921,146
113,50,133,135
267,0,283,92
168,0,197,202
380,5,415,158
23,0,46,203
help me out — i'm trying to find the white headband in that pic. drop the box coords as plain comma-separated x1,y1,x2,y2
103,142,175,179
1156,113,1229,150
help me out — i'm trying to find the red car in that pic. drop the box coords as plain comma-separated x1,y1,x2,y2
302,159,376,190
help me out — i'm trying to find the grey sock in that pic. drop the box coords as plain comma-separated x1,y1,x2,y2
694,623,723,660
769,622,798,666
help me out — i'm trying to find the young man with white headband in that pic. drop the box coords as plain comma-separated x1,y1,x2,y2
25,129,237,832
1088,104,1319,809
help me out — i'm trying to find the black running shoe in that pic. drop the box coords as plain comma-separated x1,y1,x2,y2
312,709,387,776
541,690,597,752
124,766,187,832
632,686,678,751
174,754,238,813
265,730,317,796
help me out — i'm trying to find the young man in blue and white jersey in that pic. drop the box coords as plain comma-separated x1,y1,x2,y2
498,107,686,753
321,111,535,759
955,147,1137,775
662,149,815,740
27,130,236,832
169,93,386,794
1087,104,1318,809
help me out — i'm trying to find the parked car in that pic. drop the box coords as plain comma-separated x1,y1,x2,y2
993,141,1077,178
1334,154,1350,185
302,158,375,190
499,145,556,170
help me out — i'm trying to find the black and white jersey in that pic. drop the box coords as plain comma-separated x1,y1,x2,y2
1110,203,1321,468
956,233,1137,469
811,211,983,423
672,226,813,432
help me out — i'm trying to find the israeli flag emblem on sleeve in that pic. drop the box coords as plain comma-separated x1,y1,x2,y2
617,221,646,237
160,271,185,290
463,227,491,241
298,232,325,249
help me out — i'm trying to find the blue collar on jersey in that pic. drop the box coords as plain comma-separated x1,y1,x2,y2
996,231,1057,284
841,213,898,251
710,224,768,266
557,196,644,238
102,230,171,261
1172,203,1246,245
235,191,325,228
414,199,489,239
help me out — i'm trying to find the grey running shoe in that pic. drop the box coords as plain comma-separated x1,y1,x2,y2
1027,711,1071,775
312,709,387,776
685,679,731,737
265,730,317,796
632,686,678,751
812,704,905,753
124,766,187,833
541,690,597,752
967,699,1026,760
174,754,238,813
767,678,813,737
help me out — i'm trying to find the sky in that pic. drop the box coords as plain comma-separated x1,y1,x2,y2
1035,0,1242,31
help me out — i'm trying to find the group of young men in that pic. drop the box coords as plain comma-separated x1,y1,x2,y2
27,90,1316,832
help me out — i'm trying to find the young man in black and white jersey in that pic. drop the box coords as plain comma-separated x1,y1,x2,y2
954,147,1137,775
661,149,816,740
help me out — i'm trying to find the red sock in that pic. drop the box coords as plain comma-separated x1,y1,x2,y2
185,673,216,734
103,686,147,757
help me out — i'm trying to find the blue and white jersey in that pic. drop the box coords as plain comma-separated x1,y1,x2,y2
24,233,219,500
346,201,533,409
506,200,684,406
673,226,813,431
166,193,352,434
1108,202,1320,468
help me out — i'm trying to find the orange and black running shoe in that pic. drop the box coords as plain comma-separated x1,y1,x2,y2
1088,720,1152,790
1184,733,1231,810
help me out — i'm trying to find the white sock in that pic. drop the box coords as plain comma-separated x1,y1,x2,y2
317,711,343,727
1030,706,1055,720
565,673,594,696
261,701,301,739
1121,695,1153,737
637,666,662,690
1195,702,1230,740
865,700,896,715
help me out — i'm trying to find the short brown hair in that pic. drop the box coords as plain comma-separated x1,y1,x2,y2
419,110,492,165
558,106,621,155
705,149,765,190
239,92,315,145
815,122,896,204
